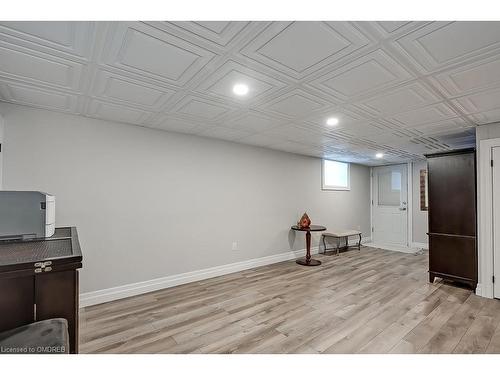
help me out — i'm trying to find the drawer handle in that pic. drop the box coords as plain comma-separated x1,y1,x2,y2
34,261,53,273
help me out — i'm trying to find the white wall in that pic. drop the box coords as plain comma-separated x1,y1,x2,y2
412,161,428,245
476,122,500,142
0,103,371,294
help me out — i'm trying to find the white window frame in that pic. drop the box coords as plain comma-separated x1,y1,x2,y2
321,159,351,191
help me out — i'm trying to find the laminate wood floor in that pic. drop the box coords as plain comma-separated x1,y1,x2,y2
80,246,500,354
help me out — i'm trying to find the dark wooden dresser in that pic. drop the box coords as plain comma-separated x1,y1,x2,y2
0,227,82,353
426,149,477,290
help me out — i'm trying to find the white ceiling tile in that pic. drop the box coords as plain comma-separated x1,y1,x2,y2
336,121,392,137
205,70,272,99
266,94,321,116
324,151,364,163
358,21,429,40
432,54,500,97
0,81,77,112
240,21,371,79
390,103,458,127
325,59,396,94
450,77,500,124
320,138,355,149
169,21,248,47
453,86,500,114
0,42,84,90
223,112,286,132
395,21,500,73
101,23,215,86
258,23,347,72
357,81,441,115
365,131,411,145
91,70,175,110
120,32,195,79
393,141,440,154
87,99,151,124
344,146,380,155
261,89,328,119
174,95,232,121
262,124,331,146
196,60,286,102
0,21,94,58
305,108,364,130
468,109,500,125
309,49,413,100
409,118,472,136
377,21,413,34
195,22,230,34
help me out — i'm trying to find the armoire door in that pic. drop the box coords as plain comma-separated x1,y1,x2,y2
428,152,476,236
0,276,34,332
35,270,79,353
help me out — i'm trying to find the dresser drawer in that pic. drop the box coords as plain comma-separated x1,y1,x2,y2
429,234,477,281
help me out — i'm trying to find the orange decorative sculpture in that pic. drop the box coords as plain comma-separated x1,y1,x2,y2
298,212,311,229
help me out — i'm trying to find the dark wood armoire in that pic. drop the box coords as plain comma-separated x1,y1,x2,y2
426,148,477,290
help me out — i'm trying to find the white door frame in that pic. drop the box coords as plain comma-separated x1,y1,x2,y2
407,162,414,248
370,162,414,252
477,138,500,299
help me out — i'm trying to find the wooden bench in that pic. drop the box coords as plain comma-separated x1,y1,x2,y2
321,230,362,256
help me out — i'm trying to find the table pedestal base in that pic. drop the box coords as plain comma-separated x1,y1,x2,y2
296,258,322,266
291,225,326,267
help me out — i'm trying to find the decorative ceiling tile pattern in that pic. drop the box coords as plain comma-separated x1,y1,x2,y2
0,21,495,165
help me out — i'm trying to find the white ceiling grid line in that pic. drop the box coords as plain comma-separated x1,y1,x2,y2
0,21,496,165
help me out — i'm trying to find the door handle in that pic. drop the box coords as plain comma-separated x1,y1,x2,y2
399,207,407,211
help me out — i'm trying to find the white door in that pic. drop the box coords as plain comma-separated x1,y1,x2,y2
493,147,500,298
372,164,408,247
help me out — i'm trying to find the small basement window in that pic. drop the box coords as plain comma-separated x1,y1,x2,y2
322,159,350,191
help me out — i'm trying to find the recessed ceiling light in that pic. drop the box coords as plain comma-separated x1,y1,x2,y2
232,83,249,96
375,153,384,159
326,117,339,126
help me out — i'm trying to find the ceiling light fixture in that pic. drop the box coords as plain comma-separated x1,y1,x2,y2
232,83,249,96
326,117,339,126
375,153,384,159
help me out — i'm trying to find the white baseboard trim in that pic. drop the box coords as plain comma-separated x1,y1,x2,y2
80,246,319,307
411,242,429,250
476,283,483,297
368,242,420,254
352,236,372,246
81,236,375,307
475,282,494,299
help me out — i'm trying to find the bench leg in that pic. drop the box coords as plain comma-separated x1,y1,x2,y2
322,235,326,254
358,233,362,251
336,237,340,256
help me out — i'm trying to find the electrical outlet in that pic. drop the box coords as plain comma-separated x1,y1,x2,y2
232,242,238,251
